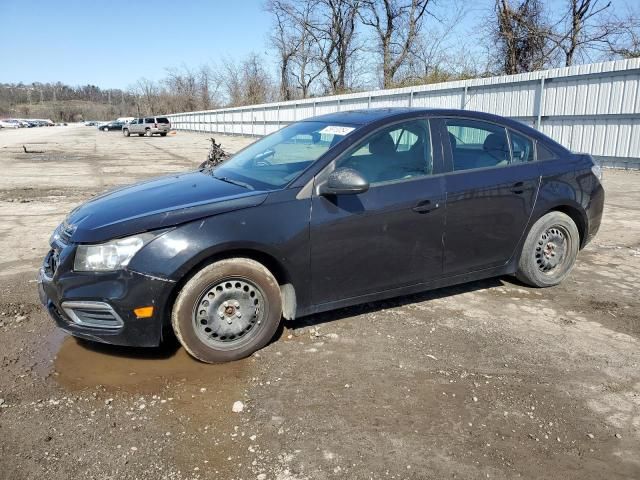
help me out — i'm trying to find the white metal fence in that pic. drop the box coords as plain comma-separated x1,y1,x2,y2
167,58,640,168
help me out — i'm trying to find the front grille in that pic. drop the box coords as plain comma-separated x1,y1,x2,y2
43,249,60,278
61,302,124,330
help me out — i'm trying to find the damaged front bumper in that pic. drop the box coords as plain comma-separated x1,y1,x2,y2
38,262,175,347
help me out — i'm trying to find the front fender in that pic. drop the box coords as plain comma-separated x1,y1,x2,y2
127,190,312,308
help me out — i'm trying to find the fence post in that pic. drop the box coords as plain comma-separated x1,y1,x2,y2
277,105,280,130
263,107,267,136
409,90,414,107
313,101,317,116
461,86,468,109
367,95,371,109
536,78,546,130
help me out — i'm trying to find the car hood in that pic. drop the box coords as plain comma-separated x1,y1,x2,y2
65,171,268,243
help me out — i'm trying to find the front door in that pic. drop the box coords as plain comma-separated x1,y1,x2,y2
439,117,541,275
310,118,446,305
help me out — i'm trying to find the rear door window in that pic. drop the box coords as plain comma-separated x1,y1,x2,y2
144,117,154,124
445,119,510,171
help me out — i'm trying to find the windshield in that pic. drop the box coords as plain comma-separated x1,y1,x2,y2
211,121,357,190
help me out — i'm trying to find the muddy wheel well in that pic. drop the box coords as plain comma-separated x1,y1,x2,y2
164,250,297,332
547,205,586,248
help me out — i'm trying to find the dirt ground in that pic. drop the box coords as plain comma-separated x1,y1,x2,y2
0,125,639,480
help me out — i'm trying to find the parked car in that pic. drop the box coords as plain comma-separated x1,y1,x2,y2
99,121,124,132
38,108,604,363
123,116,171,137
0,119,21,129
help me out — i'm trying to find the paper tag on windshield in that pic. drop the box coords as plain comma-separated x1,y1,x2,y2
319,125,355,136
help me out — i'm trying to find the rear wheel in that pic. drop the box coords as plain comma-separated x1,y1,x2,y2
103,127,109,132
145,129,152,137
516,211,579,287
172,258,282,363
123,129,130,137
160,132,167,137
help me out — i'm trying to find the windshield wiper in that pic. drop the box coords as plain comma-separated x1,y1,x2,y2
212,174,254,190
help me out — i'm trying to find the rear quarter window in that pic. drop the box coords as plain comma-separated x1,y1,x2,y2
509,131,535,163
156,117,169,124
536,142,557,161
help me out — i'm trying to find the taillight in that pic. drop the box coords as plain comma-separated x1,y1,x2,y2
154,123,158,128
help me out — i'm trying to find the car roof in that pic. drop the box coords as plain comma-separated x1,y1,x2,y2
304,107,563,147
306,107,521,126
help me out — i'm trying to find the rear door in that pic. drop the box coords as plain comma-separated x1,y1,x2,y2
438,117,540,275
310,118,446,305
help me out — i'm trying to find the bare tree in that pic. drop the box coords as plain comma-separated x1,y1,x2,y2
163,66,199,112
548,0,616,66
134,78,158,115
360,0,433,88
493,0,551,74
276,0,326,98
266,0,299,100
218,53,275,106
305,0,362,93
606,14,640,58
397,1,475,85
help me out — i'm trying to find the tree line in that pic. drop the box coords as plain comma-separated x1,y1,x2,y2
2,0,638,121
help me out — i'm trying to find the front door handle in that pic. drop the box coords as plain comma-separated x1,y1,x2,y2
412,200,440,214
510,181,525,194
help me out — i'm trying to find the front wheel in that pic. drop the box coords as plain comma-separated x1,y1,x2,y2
516,211,579,287
145,129,152,137
172,258,283,363
103,127,109,132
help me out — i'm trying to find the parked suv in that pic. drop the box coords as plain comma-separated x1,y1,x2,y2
123,117,171,137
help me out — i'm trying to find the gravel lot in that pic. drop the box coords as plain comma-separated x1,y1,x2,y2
0,125,639,480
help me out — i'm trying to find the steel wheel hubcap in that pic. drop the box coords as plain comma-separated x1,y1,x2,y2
534,226,567,273
193,278,264,347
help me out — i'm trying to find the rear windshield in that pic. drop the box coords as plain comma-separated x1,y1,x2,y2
156,117,170,124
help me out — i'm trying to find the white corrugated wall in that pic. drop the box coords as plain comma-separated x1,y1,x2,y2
166,59,640,167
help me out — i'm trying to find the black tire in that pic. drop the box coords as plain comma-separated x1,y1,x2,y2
138,133,144,137
172,258,282,363
516,211,579,287
123,129,130,137
160,132,167,137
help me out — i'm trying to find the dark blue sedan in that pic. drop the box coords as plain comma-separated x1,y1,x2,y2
39,108,604,363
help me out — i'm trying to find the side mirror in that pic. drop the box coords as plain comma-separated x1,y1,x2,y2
319,168,369,196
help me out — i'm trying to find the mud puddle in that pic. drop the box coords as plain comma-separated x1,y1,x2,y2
53,336,252,393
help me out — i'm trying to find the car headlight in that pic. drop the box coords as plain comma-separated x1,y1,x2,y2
74,233,156,272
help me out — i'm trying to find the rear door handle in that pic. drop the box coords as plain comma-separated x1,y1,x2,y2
412,200,440,214
510,181,525,194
